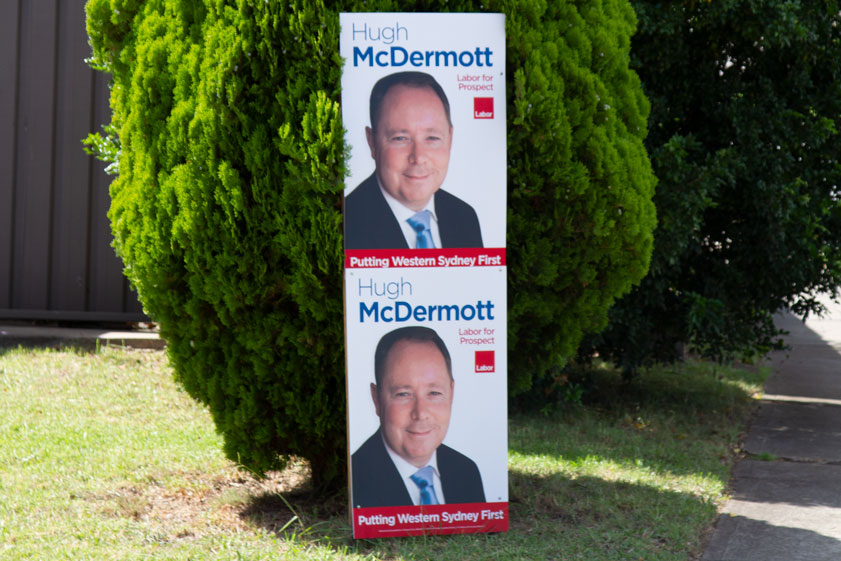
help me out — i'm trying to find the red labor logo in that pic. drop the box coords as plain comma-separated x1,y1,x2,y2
474,97,494,119
475,350,495,372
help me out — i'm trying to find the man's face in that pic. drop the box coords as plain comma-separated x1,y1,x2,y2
371,339,454,467
366,85,453,212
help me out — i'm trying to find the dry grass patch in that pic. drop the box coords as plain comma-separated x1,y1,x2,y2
91,460,320,540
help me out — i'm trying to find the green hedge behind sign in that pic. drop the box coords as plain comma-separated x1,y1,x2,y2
85,0,656,483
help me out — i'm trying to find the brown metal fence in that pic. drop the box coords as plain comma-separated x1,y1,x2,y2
0,0,145,322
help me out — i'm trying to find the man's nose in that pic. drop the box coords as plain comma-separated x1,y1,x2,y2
408,140,428,164
411,396,430,419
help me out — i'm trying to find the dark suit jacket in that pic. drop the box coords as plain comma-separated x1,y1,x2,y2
351,431,486,508
344,174,483,250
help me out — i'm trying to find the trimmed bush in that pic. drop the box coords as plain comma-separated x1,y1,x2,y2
86,0,655,483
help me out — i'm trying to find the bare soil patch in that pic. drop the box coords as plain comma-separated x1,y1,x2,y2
91,458,343,540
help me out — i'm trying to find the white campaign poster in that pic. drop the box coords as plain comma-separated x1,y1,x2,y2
340,12,507,539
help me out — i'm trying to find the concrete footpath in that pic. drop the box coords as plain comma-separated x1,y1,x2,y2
0,323,165,350
702,297,841,560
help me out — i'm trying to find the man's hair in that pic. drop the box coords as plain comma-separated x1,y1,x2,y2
369,71,452,133
374,326,453,391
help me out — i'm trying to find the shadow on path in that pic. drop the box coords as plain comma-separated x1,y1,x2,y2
702,305,841,561
703,515,841,561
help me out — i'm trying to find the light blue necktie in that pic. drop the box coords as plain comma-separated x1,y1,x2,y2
410,466,440,505
407,210,435,249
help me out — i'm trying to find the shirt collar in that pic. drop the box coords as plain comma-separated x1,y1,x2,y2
380,431,441,481
376,177,439,224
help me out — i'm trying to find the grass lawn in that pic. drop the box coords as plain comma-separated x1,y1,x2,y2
0,345,766,560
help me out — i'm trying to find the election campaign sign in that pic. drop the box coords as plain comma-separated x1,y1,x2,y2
340,12,507,539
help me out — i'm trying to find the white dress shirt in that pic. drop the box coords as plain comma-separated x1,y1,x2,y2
382,434,446,505
378,181,442,249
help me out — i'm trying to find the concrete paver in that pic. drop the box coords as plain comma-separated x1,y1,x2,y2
703,461,841,561
764,339,841,403
702,296,841,561
703,515,841,561
743,401,841,463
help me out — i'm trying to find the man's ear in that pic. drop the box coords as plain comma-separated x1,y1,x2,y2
370,382,382,418
365,126,376,159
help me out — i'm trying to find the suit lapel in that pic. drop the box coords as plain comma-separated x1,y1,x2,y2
371,431,413,506
366,177,410,249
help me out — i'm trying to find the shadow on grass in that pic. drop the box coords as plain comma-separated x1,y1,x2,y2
0,339,92,354
504,361,767,481
0,339,118,355
237,469,717,560
570,359,767,414
240,484,347,534
0,320,157,356
0,338,162,358
231,361,763,559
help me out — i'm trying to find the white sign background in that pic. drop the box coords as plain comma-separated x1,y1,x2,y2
345,266,508,503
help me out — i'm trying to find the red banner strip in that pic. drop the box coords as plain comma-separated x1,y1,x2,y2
352,502,508,538
345,248,506,269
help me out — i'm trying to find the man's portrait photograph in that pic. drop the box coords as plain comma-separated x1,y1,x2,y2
345,72,483,250
342,64,506,250
351,326,485,508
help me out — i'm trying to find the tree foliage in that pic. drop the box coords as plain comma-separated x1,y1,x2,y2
584,0,841,372
86,0,655,482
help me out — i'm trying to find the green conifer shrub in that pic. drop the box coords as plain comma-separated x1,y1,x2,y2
86,0,655,482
